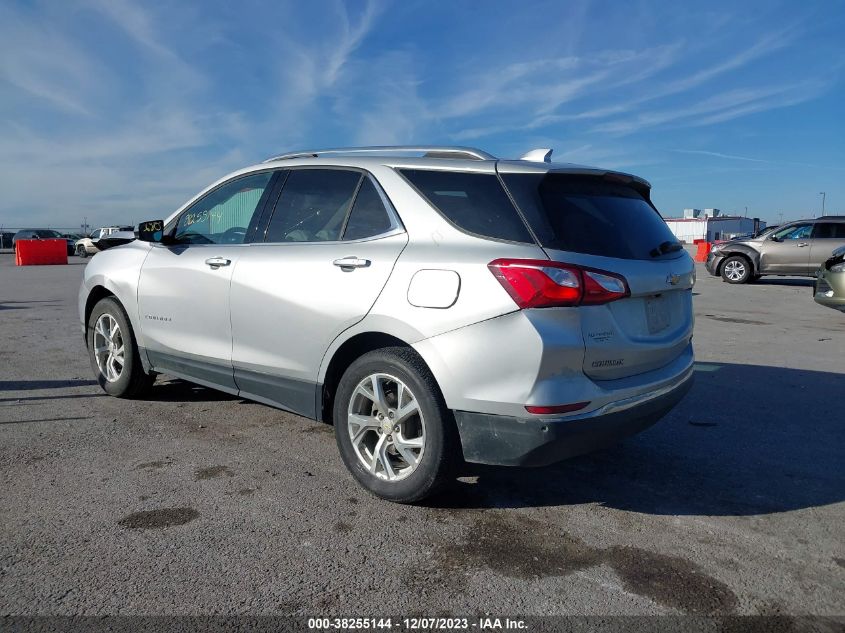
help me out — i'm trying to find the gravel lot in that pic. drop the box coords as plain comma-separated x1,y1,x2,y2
1,252,843,622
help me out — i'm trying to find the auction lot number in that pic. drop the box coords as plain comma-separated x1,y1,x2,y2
309,617,526,630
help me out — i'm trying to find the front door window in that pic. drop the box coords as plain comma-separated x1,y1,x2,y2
174,172,273,245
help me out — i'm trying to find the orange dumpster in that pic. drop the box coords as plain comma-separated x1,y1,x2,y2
15,239,68,266
694,241,712,263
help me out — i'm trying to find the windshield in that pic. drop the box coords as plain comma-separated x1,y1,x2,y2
36,230,63,238
501,174,680,260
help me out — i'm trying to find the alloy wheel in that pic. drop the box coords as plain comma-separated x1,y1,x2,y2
347,373,426,481
724,260,746,282
93,313,125,382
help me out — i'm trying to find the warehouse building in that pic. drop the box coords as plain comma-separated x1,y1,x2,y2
664,208,765,243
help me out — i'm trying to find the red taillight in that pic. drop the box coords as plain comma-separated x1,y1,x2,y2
488,259,629,308
525,401,591,415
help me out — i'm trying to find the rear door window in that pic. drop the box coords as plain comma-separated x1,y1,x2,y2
811,223,845,239
400,169,533,243
501,173,679,260
265,169,362,242
342,177,396,241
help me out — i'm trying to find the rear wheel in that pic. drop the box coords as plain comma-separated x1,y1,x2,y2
721,256,751,284
87,297,154,397
333,347,458,503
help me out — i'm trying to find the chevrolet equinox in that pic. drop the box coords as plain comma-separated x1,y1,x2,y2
79,146,695,502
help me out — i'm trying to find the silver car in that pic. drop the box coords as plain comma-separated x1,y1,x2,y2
79,146,695,502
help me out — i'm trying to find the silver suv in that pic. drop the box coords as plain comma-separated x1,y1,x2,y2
705,217,845,284
79,146,695,502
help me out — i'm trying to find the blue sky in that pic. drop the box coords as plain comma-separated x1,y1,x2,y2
1,0,843,230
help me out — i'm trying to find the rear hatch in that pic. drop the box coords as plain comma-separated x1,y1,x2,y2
500,168,694,381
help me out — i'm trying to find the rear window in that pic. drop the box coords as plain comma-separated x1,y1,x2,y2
501,174,679,260
400,169,533,243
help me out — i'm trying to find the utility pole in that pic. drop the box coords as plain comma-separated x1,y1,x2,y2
744,206,748,217
820,192,826,215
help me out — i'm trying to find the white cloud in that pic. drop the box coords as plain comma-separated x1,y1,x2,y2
0,4,104,115
591,80,827,135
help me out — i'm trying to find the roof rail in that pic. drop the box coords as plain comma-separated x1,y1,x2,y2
262,145,496,163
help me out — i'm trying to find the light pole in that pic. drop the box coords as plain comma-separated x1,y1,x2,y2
820,192,826,215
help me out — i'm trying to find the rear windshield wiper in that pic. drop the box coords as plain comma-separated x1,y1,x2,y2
649,241,682,258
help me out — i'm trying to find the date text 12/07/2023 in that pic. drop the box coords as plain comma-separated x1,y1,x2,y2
307,617,528,630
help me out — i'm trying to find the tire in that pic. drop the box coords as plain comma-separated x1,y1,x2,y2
87,297,154,398
76,245,88,258
721,256,752,284
333,347,459,503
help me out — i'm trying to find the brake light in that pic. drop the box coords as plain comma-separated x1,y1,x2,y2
488,259,629,308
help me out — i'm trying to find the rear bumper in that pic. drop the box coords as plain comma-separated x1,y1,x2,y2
454,367,693,467
704,252,724,276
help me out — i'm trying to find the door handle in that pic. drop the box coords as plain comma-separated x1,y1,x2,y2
797,243,808,247
333,257,370,269
205,257,231,268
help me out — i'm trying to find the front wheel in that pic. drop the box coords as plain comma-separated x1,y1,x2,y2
87,297,154,397
333,347,459,503
721,256,751,284
76,245,88,258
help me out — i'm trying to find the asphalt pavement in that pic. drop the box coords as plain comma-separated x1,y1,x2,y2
0,253,843,623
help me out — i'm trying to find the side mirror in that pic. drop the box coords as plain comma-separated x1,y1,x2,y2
769,235,781,242
137,220,165,243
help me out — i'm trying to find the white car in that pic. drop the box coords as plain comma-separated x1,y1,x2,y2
75,226,133,258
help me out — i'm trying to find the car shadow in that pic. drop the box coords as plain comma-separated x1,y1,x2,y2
427,362,845,517
754,278,814,287
0,300,63,311
1,416,92,426
0,379,98,390
143,379,240,403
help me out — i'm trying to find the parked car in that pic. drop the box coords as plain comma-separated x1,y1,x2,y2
78,145,695,502
75,226,133,258
724,225,779,241
12,229,75,255
814,245,845,312
0,231,15,249
705,216,845,284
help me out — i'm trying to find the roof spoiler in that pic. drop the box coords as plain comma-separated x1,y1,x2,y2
520,148,553,162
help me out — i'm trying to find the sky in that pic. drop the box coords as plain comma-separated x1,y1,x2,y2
1,0,844,231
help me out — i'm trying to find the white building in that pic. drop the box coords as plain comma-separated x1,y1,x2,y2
664,208,765,243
